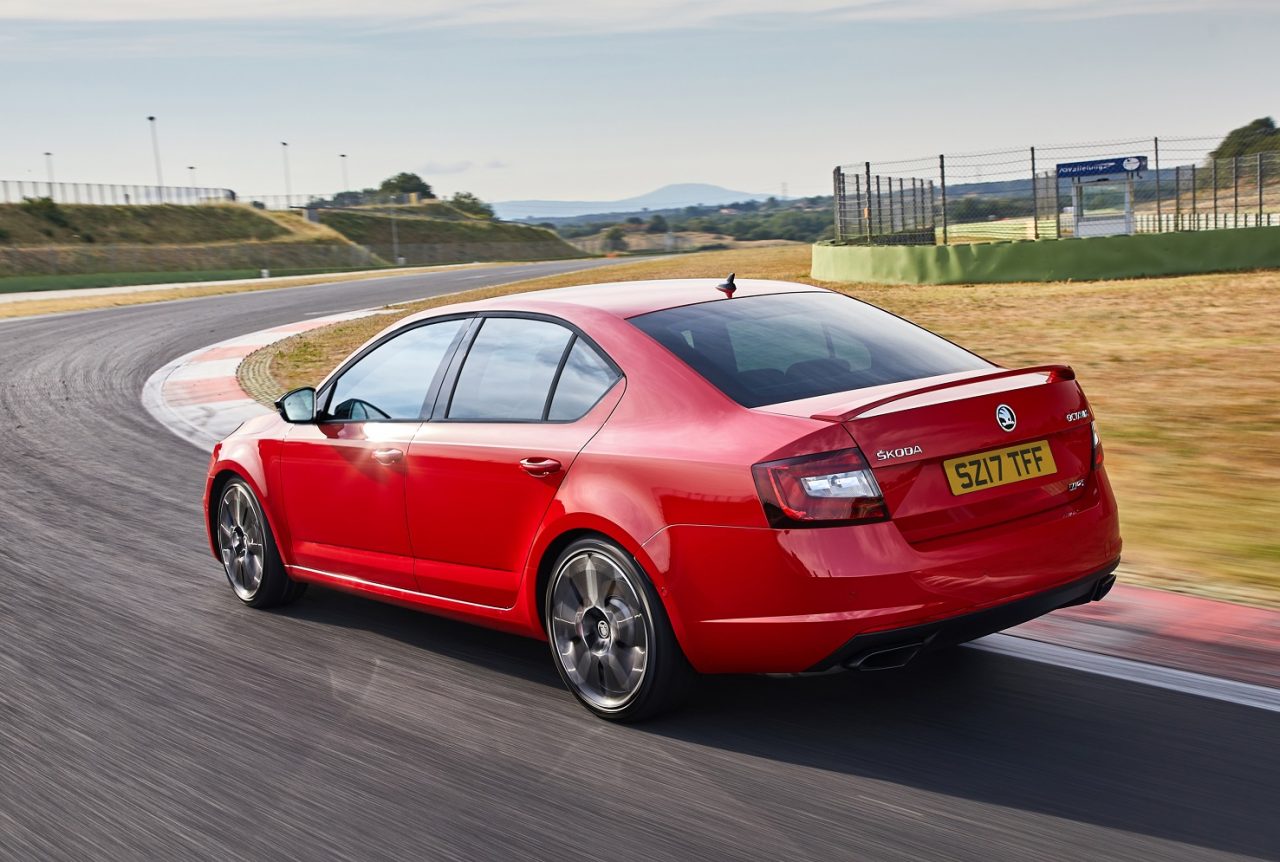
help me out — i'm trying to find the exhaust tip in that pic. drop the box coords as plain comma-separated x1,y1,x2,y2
848,642,924,671
1091,574,1117,602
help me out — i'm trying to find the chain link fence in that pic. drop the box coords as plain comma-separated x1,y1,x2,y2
0,182,433,212
1,180,234,206
833,136,1280,246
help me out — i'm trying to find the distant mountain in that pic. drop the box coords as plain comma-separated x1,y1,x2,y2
494,183,771,220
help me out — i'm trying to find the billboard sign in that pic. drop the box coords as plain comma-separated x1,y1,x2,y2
1056,156,1148,178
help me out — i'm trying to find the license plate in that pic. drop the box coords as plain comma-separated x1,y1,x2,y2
943,440,1057,496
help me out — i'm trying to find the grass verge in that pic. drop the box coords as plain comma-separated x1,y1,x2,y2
251,245,1280,609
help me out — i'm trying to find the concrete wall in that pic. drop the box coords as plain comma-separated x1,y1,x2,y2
812,227,1280,284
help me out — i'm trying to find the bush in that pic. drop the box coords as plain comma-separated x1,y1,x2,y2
450,191,495,219
20,197,71,228
603,226,628,251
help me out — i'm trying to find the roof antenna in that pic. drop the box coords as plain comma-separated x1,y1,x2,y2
716,272,736,298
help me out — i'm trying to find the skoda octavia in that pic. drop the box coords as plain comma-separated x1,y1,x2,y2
204,277,1121,721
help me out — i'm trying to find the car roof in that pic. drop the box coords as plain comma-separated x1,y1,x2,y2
404,277,828,324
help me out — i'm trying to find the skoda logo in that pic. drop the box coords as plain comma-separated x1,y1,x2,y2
995,404,1017,432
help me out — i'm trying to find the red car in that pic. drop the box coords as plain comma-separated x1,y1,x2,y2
205,276,1121,721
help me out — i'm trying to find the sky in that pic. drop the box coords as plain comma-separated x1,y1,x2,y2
0,0,1276,203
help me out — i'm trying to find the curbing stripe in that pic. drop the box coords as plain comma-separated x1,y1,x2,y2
970,633,1280,713
142,308,381,452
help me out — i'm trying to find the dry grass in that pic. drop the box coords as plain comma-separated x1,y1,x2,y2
259,246,1280,607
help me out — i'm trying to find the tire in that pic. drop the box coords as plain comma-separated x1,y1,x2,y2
544,537,695,722
214,478,306,609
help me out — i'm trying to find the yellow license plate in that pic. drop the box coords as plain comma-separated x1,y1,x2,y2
943,440,1057,496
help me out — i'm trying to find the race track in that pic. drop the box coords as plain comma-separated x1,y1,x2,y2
1,261,1276,861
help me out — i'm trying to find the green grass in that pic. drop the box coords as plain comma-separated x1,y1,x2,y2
0,265,408,294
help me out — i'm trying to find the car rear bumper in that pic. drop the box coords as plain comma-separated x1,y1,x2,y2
805,561,1118,672
646,468,1122,674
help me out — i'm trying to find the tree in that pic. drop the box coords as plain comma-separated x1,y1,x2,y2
378,172,435,198
646,214,669,234
603,225,628,251
625,216,644,226
450,191,495,218
1211,117,1280,159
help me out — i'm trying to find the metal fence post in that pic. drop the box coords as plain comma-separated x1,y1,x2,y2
875,175,883,239
887,177,895,234
1212,158,1218,229
1182,163,1192,227
832,167,844,242
864,162,873,241
1259,152,1265,223
1233,155,1240,227
1174,166,1182,229
938,154,948,245
853,173,863,242
1153,137,1162,231
1030,146,1039,240
928,180,935,231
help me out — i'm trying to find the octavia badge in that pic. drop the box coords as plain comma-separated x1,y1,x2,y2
995,404,1017,432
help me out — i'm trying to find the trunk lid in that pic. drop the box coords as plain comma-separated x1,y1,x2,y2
761,366,1096,543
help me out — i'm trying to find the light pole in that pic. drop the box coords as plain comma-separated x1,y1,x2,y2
339,153,349,195
146,115,164,201
281,141,292,206
43,152,54,197
187,165,197,187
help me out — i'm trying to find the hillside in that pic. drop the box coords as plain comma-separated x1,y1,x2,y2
494,183,770,220
0,202,383,288
567,228,801,254
0,202,293,246
317,209,586,264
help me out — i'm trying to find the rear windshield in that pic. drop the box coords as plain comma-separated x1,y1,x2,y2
630,292,992,408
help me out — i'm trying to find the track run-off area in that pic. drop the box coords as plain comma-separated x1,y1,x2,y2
1,260,1276,861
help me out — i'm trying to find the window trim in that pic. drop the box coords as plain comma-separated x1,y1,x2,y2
432,311,623,425
315,313,475,424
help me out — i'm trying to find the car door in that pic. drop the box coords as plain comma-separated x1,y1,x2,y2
405,315,623,608
279,317,469,590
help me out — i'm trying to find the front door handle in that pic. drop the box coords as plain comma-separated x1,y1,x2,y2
372,448,404,465
519,457,562,477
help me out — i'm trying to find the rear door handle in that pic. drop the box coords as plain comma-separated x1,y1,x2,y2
519,457,562,477
372,448,404,465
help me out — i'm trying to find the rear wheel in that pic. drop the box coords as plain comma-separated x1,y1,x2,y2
545,537,694,722
215,478,306,609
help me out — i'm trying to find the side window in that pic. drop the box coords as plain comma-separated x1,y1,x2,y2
548,338,619,421
327,318,465,421
447,318,573,421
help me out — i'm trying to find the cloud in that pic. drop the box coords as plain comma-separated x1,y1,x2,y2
2,0,1270,29
419,160,474,175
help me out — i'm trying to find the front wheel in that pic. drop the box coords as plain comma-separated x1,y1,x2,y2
545,537,694,722
214,478,306,609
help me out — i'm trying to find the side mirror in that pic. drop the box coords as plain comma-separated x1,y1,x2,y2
275,387,316,423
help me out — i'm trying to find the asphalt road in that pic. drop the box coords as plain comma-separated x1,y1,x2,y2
1,261,1277,862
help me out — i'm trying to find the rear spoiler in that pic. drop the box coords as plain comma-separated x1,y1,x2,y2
811,364,1076,422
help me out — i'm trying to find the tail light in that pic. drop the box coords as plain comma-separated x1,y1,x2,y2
752,448,887,528
1091,422,1104,469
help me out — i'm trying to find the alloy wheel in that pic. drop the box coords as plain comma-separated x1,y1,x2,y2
217,483,266,602
549,550,651,711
